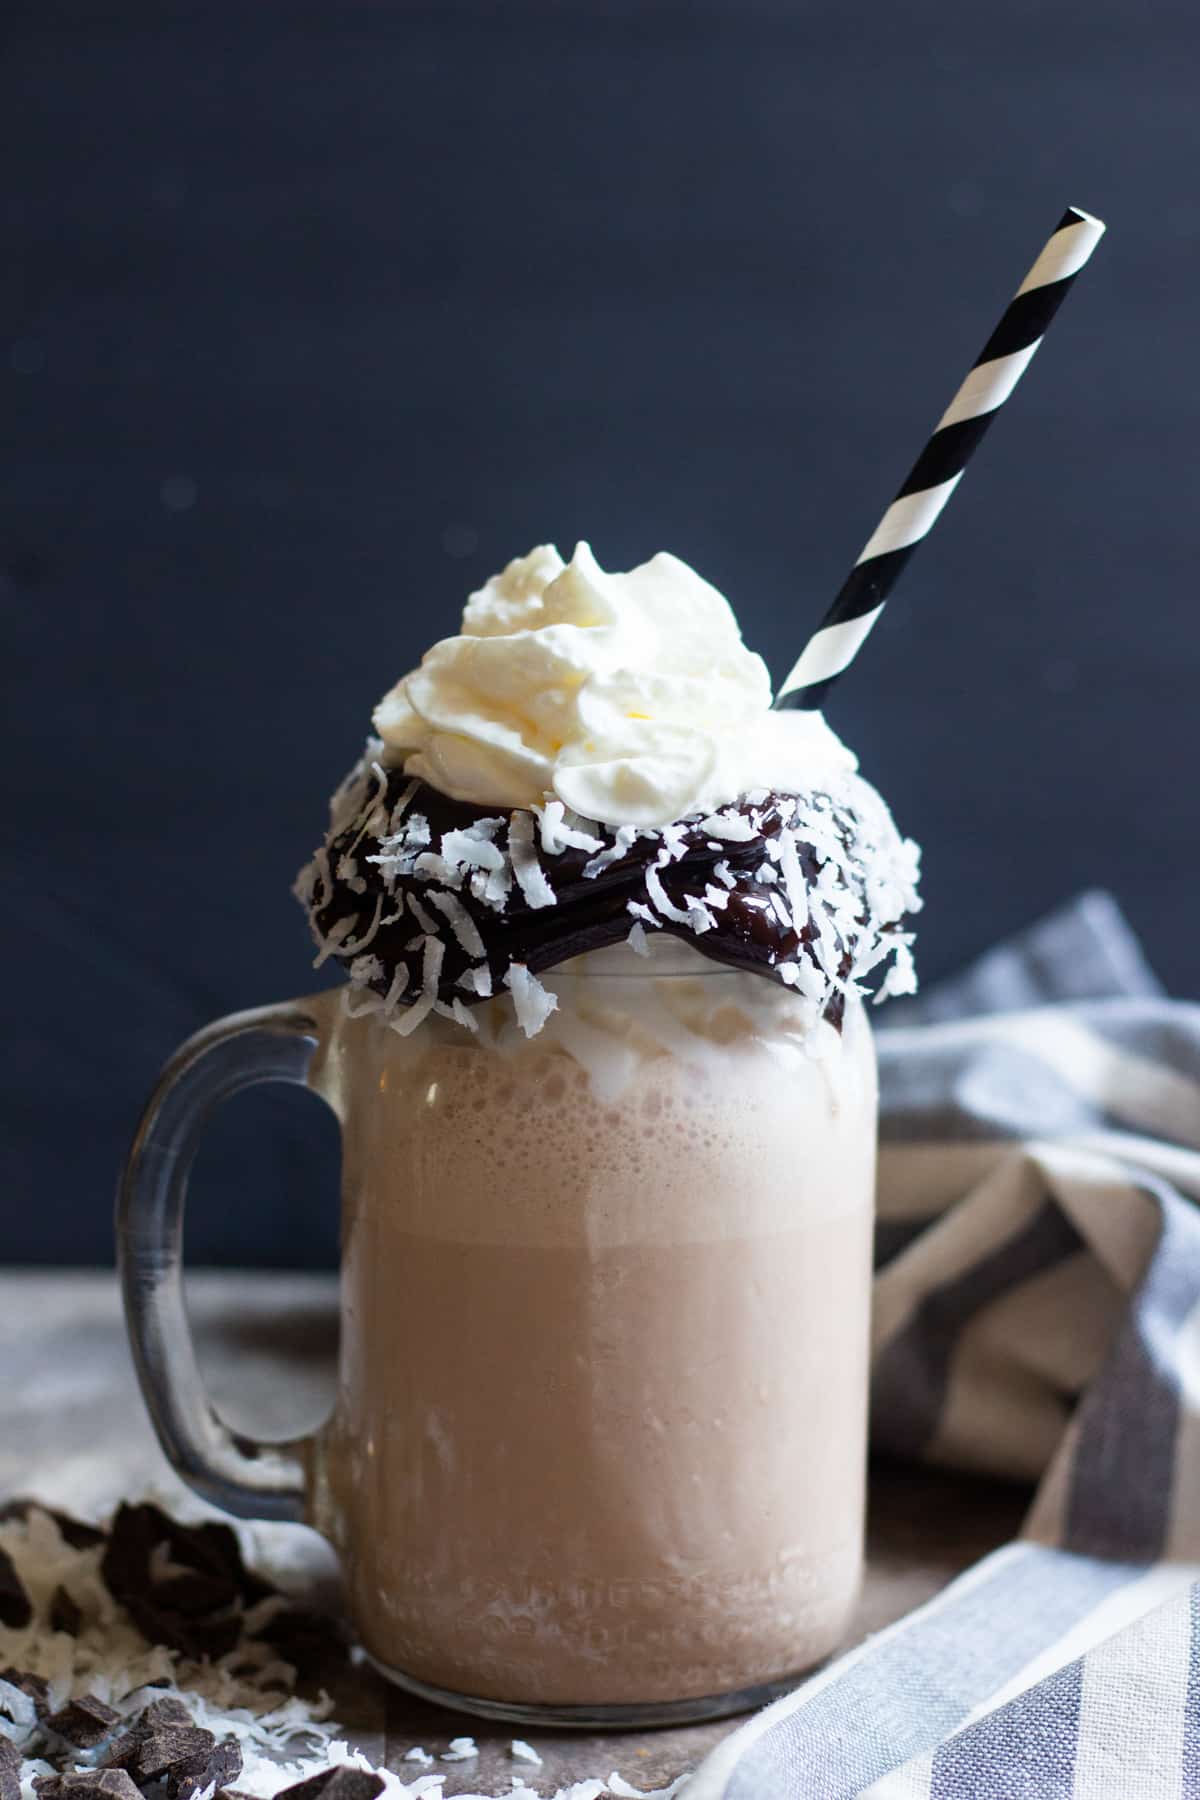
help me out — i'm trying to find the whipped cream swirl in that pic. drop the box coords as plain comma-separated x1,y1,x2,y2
373,543,856,829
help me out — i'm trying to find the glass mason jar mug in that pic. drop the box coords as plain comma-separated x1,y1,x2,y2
118,944,878,1728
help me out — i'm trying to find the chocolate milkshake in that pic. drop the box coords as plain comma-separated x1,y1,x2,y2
292,541,922,1714
310,950,877,1704
122,202,1108,1732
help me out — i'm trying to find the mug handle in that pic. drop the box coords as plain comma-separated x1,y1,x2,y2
116,996,338,1522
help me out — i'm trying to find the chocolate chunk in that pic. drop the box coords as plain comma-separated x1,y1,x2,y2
134,1725,215,1782
183,1522,273,1604
0,1549,31,1630
45,1693,122,1749
152,1572,238,1619
101,1504,272,1660
0,1737,21,1800
102,1695,199,1775
50,1585,83,1636
34,1774,144,1800
167,1513,267,1602
101,1729,143,1774
175,1612,243,1662
0,1667,51,1717
169,1736,242,1800
101,1504,178,1599
256,1605,336,1676
274,1772,385,1800
130,1606,239,1664
104,1505,238,1609
139,1698,193,1731
99,1505,153,1602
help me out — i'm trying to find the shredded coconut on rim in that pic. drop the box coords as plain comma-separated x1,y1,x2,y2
507,809,557,910
297,748,921,1042
504,963,558,1038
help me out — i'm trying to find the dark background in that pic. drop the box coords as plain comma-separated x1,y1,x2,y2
5,2,1198,1264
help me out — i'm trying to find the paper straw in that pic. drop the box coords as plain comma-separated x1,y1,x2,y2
775,206,1106,711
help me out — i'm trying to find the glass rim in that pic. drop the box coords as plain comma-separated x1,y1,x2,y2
545,945,764,984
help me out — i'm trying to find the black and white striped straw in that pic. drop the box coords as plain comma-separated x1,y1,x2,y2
775,205,1106,711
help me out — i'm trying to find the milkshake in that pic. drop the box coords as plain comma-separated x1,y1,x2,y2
311,950,877,1704
119,202,1106,1729
290,541,921,1713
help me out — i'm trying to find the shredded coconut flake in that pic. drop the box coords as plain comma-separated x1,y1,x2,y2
441,1736,477,1761
536,801,604,857
406,893,438,935
659,823,689,863
386,776,420,830
777,830,809,932
391,936,444,1037
875,937,918,1002
459,962,493,998
607,1774,691,1799
442,827,506,874
508,811,557,909
645,862,694,927
330,894,385,958
348,954,384,988
682,897,715,933
697,811,757,842
334,854,367,896
382,964,410,1015
504,962,558,1036
410,851,457,887
474,858,514,912
311,913,356,969
583,825,639,879
426,889,487,960
448,998,479,1032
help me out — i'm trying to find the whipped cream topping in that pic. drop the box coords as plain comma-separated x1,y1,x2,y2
373,542,856,829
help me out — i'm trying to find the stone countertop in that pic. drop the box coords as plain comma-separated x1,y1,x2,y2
0,1271,1028,1796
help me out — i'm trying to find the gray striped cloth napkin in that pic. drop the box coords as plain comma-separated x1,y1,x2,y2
687,889,1200,1800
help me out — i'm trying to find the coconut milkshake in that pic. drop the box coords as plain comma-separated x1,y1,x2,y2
296,541,921,1708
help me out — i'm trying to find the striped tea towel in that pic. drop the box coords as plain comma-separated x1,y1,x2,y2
688,889,1200,1799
